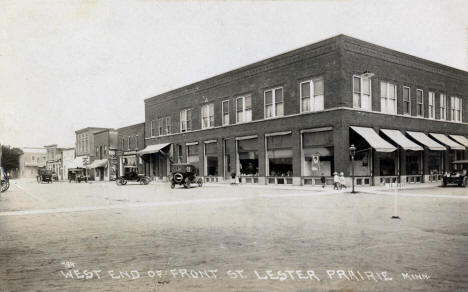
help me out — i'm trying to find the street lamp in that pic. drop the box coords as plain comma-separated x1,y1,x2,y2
349,144,357,194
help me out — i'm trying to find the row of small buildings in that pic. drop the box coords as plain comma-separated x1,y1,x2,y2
19,35,468,185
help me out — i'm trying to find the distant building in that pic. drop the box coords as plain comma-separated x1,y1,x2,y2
117,122,145,177
18,147,46,178
74,127,110,180
86,129,119,181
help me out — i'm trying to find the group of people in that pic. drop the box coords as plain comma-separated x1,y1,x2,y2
320,172,347,190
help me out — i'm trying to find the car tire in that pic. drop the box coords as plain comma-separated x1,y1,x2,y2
463,177,468,188
170,183,175,189
197,178,203,187
121,179,127,185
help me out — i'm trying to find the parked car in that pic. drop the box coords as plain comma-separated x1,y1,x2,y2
68,168,88,183
37,169,53,183
116,171,150,185
442,160,468,187
169,163,203,189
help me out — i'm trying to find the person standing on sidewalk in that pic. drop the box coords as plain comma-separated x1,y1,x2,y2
339,172,347,190
333,172,340,190
320,173,326,188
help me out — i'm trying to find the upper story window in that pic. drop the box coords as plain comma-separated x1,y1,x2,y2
416,89,424,117
236,95,252,123
380,81,397,114
353,76,371,110
127,136,131,150
428,91,435,119
264,87,284,118
180,109,192,132
201,103,214,129
440,93,447,120
222,100,229,126
135,135,139,149
450,96,462,122
150,120,156,137
300,78,324,112
403,86,411,115
159,117,171,135
96,146,99,156
121,138,124,150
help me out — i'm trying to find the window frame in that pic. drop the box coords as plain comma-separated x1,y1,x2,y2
222,100,230,126
380,81,397,114
180,108,192,132
440,93,447,120
402,86,411,115
150,120,156,137
300,77,324,113
201,103,215,129
416,89,424,117
428,91,435,119
450,96,462,122
264,87,284,119
236,95,252,124
352,75,372,111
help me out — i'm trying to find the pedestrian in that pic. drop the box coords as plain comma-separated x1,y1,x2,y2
339,172,347,190
333,172,340,190
320,173,326,188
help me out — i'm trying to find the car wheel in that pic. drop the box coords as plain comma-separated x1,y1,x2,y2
121,179,127,185
143,178,150,185
463,177,468,188
174,173,183,183
197,178,203,187
170,183,175,189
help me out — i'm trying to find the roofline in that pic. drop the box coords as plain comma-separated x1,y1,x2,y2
117,122,145,131
144,34,343,104
75,127,111,134
144,33,468,104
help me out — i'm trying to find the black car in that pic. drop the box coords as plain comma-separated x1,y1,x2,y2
169,163,203,189
37,169,53,183
116,171,150,185
443,160,468,187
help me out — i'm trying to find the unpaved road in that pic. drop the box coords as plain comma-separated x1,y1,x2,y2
0,180,467,291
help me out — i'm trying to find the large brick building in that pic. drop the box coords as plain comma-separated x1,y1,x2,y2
141,35,468,186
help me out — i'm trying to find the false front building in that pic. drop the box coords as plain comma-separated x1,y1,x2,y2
142,35,468,186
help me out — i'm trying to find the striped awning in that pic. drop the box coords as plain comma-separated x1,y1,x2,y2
350,126,396,152
137,143,170,155
449,135,468,148
406,131,446,151
86,159,108,169
381,129,423,151
430,133,465,150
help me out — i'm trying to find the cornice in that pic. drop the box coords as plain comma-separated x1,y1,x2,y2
343,41,468,81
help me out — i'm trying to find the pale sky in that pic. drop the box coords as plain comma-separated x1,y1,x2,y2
1,0,468,148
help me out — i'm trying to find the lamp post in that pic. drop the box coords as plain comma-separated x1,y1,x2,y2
349,144,357,194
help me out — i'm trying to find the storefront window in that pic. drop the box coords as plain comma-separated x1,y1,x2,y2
237,138,258,176
302,130,334,176
379,152,396,176
187,144,199,163
205,142,218,176
428,152,442,174
267,134,293,176
406,152,421,175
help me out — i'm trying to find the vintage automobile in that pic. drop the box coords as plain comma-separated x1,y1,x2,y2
68,168,88,183
37,169,53,183
116,171,150,185
442,160,468,187
169,163,203,189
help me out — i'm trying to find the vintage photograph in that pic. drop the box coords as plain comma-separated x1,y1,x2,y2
1,0,467,291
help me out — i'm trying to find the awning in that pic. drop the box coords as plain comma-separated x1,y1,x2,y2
350,126,396,152
381,129,423,151
449,135,468,148
137,143,170,155
86,159,108,169
68,157,84,168
406,131,446,151
430,133,465,150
